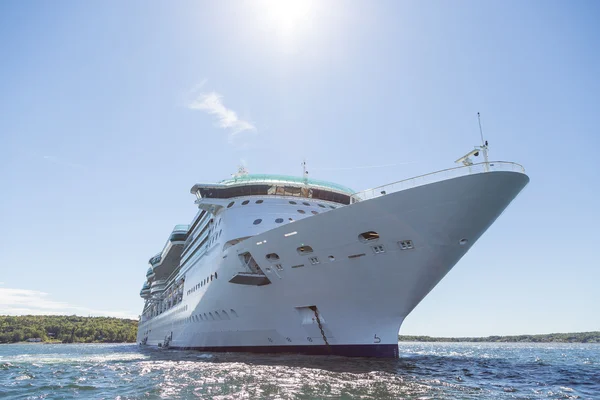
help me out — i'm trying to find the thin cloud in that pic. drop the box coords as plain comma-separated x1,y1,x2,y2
0,287,137,319
42,155,87,171
188,78,208,94
188,91,256,141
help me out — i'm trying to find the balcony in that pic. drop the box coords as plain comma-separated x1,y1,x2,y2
169,225,189,242
150,279,167,295
149,253,162,266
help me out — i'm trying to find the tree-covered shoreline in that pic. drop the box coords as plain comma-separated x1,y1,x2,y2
399,332,600,343
0,315,138,344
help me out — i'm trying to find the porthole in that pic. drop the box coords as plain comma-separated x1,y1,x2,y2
242,200,250,205
275,218,284,223
297,209,306,214
256,199,264,204
227,202,235,208
253,219,262,225
289,201,297,205
318,204,326,208
359,231,380,242
302,202,311,206
297,245,314,255
329,205,336,209
311,211,318,215
215,272,218,279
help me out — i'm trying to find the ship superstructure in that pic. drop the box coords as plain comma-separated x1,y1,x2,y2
137,159,528,357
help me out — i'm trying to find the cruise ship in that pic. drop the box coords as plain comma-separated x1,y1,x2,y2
137,151,529,358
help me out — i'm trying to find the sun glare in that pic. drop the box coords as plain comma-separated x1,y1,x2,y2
260,0,315,36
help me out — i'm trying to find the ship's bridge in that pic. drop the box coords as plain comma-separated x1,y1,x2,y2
149,224,189,281
139,281,151,299
190,174,358,207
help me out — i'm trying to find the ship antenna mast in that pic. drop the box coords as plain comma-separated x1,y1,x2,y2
454,113,491,172
477,112,490,170
302,159,309,184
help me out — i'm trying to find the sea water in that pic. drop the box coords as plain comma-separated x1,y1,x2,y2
0,342,598,399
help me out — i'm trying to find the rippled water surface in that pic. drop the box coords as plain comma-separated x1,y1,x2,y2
0,342,598,399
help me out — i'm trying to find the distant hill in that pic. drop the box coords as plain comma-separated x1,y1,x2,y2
0,315,138,344
398,332,600,343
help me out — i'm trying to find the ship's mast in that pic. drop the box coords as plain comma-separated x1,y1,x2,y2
302,159,309,184
478,112,490,171
454,113,491,171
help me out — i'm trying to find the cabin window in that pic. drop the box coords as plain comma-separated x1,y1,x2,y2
215,272,218,279
359,231,380,242
297,245,314,255
311,211,319,215
302,202,311,206
297,210,306,214
253,219,262,225
227,202,235,208
242,200,250,205
256,199,264,204
289,201,297,205
275,218,283,223
329,205,336,209
318,204,326,208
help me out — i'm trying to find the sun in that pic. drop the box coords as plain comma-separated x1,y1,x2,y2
259,0,315,36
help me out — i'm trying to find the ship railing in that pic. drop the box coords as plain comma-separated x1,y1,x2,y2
352,161,525,202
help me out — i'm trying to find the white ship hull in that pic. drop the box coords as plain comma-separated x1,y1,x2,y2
137,166,528,357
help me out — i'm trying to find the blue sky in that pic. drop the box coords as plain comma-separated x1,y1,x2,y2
0,1,598,336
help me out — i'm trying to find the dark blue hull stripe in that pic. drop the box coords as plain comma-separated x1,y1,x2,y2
167,344,399,358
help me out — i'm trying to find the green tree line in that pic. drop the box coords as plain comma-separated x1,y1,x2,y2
0,315,138,343
398,331,600,343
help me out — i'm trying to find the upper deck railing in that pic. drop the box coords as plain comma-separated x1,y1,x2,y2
351,161,525,202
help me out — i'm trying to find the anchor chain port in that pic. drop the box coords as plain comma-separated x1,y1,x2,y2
309,306,330,351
